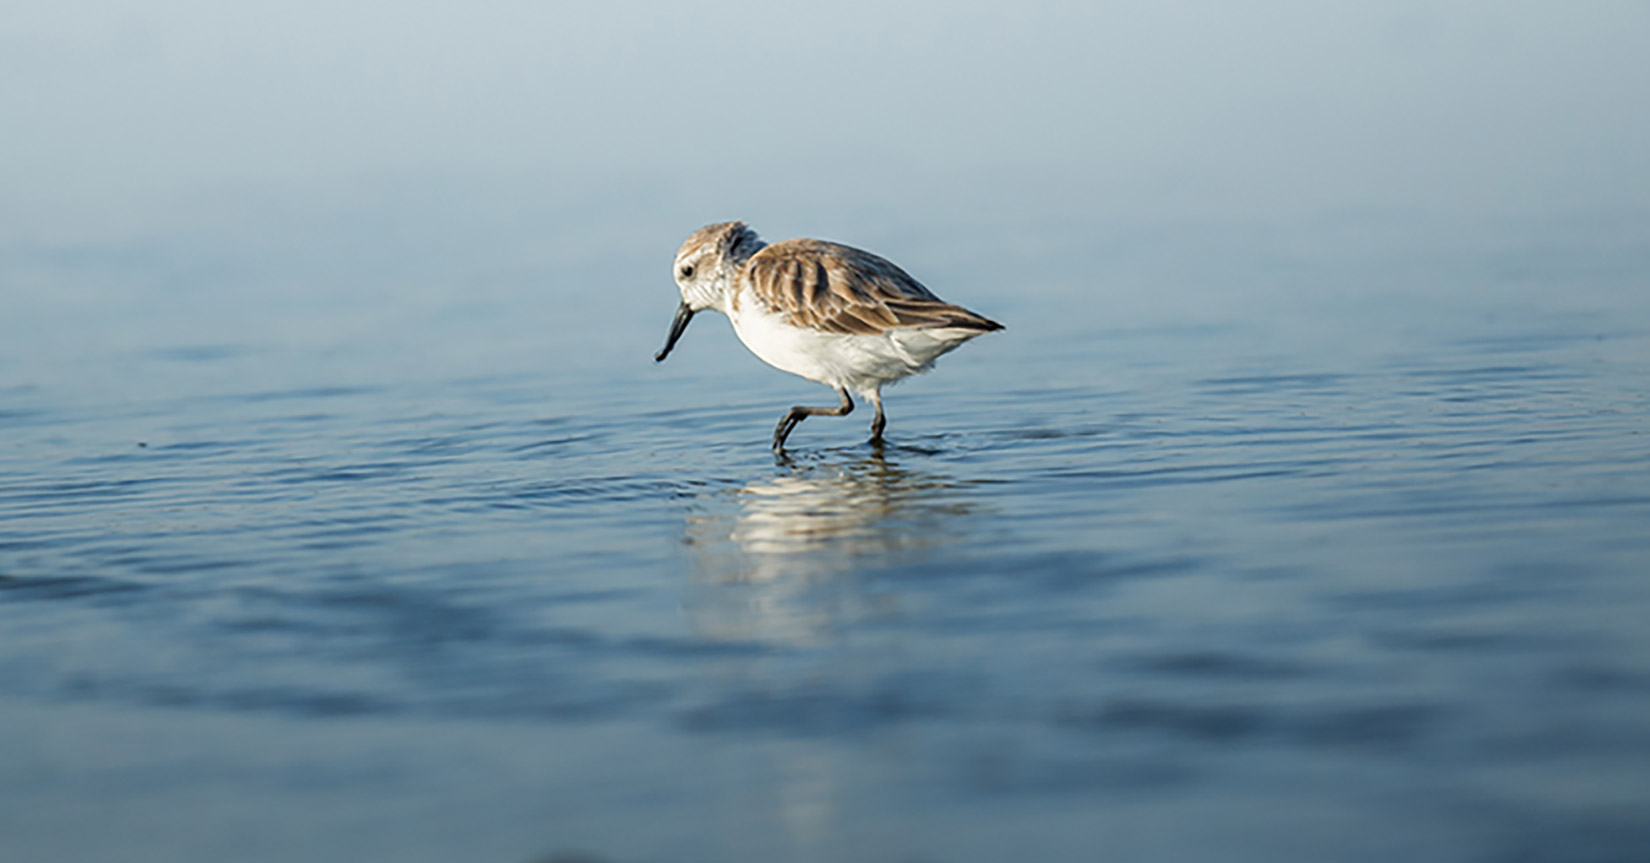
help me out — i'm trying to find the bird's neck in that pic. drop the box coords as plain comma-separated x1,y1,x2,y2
710,241,766,314
727,237,766,269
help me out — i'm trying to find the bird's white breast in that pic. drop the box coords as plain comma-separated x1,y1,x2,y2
726,292,982,397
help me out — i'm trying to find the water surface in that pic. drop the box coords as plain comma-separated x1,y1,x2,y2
4,199,1648,862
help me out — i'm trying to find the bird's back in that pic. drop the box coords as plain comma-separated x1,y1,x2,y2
739,239,1002,336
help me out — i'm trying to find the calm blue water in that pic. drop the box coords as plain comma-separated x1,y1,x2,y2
3,193,1647,861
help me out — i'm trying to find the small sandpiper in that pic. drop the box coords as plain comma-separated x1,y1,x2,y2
653,221,1003,451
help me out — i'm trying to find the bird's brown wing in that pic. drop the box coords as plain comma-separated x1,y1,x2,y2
741,239,1002,336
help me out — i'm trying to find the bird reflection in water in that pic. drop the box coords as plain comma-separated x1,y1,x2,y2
682,448,977,646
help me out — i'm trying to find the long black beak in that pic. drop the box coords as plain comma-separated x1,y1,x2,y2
653,302,695,362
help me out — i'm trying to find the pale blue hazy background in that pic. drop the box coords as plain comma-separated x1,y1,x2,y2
6,1,1646,232
7,1,1646,393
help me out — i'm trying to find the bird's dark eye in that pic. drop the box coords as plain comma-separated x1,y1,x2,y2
679,264,695,279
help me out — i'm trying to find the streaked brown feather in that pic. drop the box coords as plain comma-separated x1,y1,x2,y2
742,239,1002,335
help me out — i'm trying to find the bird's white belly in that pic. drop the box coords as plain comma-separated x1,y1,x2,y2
727,303,977,396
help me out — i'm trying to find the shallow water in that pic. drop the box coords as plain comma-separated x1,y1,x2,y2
3,190,1648,862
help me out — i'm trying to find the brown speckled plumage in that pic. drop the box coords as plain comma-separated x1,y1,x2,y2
742,239,1002,335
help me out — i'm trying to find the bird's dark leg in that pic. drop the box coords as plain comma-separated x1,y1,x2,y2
869,389,887,444
773,387,853,452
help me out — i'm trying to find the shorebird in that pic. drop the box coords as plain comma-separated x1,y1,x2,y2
653,221,1002,451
